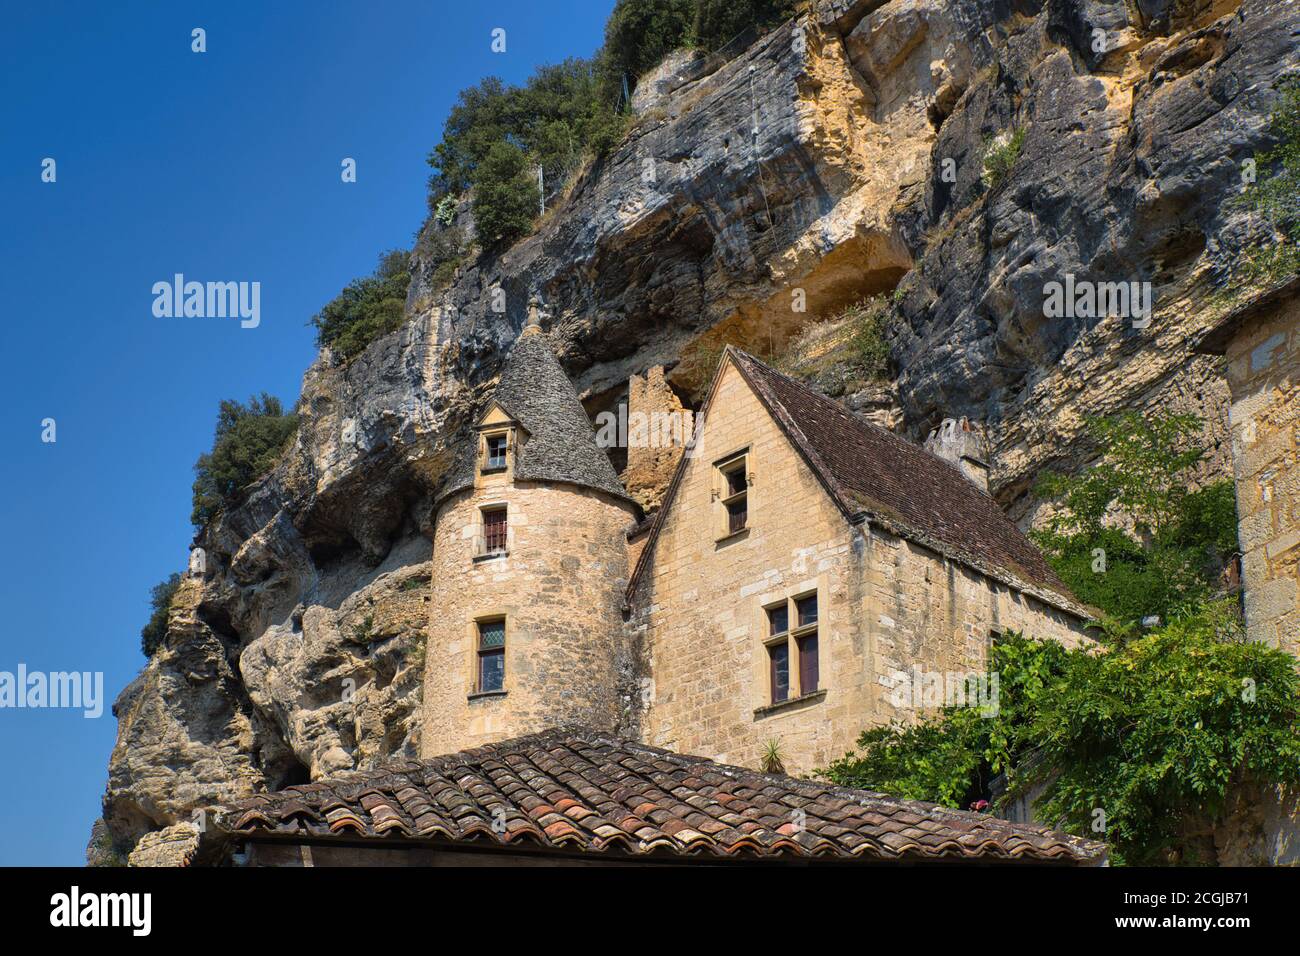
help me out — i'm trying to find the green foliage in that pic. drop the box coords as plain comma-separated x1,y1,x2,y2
982,127,1025,188
191,393,299,527
1032,412,1237,625
821,633,1071,809
1032,608,1300,865
472,140,541,247
840,296,892,378
1227,78,1300,289
693,0,797,52
311,249,411,360
822,614,1300,864
603,0,696,80
425,2,800,252
140,572,182,658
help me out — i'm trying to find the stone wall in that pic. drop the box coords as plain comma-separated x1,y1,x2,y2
629,359,1090,775
1224,295,1300,652
421,472,638,756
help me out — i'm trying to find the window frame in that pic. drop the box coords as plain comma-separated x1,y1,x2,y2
761,590,820,705
481,428,511,474
477,504,509,558
714,449,751,540
474,616,507,695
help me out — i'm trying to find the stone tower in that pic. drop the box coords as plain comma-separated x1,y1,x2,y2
420,312,641,755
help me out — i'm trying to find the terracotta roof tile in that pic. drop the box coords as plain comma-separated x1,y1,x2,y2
219,729,1106,865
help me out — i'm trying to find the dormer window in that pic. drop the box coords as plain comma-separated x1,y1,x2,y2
484,433,509,471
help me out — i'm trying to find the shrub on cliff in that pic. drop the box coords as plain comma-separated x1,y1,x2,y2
311,250,411,361
191,394,299,527
140,572,182,658
1032,412,1238,626
1229,77,1300,289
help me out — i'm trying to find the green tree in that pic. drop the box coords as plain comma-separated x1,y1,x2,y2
191,393,299,527
1032,412,1237,625
140,572,182,658
472,140,541,247
694,0,797,51
603,0,696,80
311,249,411,361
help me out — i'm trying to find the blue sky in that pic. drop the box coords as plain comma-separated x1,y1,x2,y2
0,0,612,866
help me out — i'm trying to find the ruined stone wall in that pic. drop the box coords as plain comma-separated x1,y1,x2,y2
630,361,1090,775
1225,296,1300,653
421,476,638,756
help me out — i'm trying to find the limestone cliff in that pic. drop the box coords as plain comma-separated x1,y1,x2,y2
95,0,1300,860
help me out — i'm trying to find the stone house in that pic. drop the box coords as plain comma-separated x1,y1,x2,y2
1195,276,1300,653
202,316,1099,866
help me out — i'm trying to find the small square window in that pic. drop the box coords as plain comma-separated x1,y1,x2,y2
767,604,789,636
716,454,749,536
485,434,508,470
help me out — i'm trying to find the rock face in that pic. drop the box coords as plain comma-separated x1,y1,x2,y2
94,0,1299,857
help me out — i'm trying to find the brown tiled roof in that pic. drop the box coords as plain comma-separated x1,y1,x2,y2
669,349,1083,614
220,729,1106,865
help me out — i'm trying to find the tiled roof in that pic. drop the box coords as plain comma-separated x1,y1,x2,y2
436,328,633,506
221,729,1106,865
700,349,1083,614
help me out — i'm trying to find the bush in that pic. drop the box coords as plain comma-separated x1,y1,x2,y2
694,0,797,52
472,141,541,247
140,572,182,657
982,127,1025,188
840,296,892,378
603,0,696,80
1032,412,1238,625
821,615,1300,865
311,250,411,361
191,393,299,527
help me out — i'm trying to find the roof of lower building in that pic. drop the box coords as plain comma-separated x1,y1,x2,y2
435,327,633,507
218,728,1107,865
629,348,1087,616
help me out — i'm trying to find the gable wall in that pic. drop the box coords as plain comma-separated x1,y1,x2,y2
629,360,1090,775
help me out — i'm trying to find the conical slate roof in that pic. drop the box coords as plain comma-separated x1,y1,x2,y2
436,328,631,506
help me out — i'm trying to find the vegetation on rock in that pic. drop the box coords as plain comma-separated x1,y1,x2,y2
311,249,411,360
140,572,182,658
191,393,299,528
1032,412,1237,627
1229,77,1300,289
982,127,1025,189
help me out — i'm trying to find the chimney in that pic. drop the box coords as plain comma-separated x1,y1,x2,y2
924,417,990,493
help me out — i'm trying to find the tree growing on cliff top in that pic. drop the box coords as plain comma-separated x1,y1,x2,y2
191,394,299,528
140,572,182,658
310,249,411,361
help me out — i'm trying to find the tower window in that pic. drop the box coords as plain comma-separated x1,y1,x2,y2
762,591,820,705
478,506,508,557
483,432,509,471
477,619,505,693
